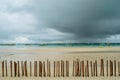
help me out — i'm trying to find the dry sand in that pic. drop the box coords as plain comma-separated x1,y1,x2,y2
0,47,120,80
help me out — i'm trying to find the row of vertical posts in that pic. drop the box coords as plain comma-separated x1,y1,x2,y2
1,59,120,77
53,60,69,77
73,59,120,77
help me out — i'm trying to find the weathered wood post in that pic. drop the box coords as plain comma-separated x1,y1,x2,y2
43,61,46,77
21,61,24,76
73,61,75,77
78,61,81,76
47,60,50,77
54,61,55,77
5,60,8,77
100,59,104,76
93,62,95,76
87,60,89,77
2,61,4,77
61,60,63,77
90,61,93,77
106,60,108,76
39,61,42,77
85,65,86,77
75,61,77,76
95,60,97,77
82,61,84,77
114,60,116,76
34,61,37,77
10,61,12,77
61,60,64,77
118,61,120,76
58,61,60,77
30,61,32,77
66,60,69,77
49,61,51,77
18,61,20,77
47,59,49,77
110,61,113,76
77,59,79,76
14,61,17,77
24,61,28,77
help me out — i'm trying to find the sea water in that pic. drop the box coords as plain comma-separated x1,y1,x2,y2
0,43,120,49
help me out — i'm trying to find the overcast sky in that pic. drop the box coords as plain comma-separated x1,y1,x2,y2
0,0,120,43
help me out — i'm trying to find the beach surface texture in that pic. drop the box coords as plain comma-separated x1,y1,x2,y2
0,47,120,80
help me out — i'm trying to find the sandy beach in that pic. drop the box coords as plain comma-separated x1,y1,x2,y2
0,47,120,80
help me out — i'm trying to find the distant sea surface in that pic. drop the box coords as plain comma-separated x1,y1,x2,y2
0,43,120,49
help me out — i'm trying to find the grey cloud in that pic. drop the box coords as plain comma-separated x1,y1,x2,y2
1,0,120,43
32,0,120,41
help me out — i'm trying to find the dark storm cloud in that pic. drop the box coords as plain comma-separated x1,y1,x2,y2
1,0,120,43
33,0,120,40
